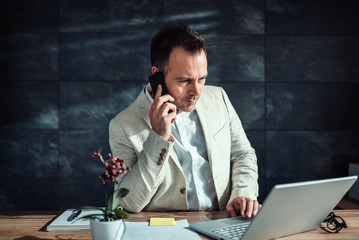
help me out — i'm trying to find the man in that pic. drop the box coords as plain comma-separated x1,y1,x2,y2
109,24,261,218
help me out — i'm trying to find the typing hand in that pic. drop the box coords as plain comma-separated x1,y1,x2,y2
149,84,177,141
226,196,262,218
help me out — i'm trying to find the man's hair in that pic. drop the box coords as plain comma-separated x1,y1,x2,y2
150,24,206,73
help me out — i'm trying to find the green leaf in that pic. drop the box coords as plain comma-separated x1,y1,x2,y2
76,214,104,221
107,195,114,212
113,208,129,219
117,188,130,198
110,188,129,210
106,212,116,221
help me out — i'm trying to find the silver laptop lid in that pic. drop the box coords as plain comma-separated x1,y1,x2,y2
189,176,357,240
242,175,357,240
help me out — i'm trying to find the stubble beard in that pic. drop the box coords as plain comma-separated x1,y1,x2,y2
175,95,199,112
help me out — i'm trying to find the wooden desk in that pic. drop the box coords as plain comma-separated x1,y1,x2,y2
0,210,358,239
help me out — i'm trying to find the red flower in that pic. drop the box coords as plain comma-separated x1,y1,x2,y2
93,148,102,159
93,148,129,183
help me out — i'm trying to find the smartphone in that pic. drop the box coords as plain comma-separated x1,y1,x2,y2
149,71,173,113
149,71,169,96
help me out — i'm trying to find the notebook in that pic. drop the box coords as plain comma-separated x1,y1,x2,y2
47,209,103,231
189,175,358,240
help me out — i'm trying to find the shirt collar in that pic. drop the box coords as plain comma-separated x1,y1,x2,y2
145,83,154,104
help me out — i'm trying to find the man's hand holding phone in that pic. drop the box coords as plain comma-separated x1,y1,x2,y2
148,84,177,142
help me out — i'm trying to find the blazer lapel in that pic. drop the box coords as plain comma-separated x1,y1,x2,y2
195,96,214,168
135,88,152,128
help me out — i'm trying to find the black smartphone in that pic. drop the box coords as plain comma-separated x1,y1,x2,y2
149,71,169,96
149,71,173,113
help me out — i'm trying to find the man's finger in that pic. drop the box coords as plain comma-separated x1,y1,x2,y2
252,200,259,216
233,201,241,215
245,199,253,218
162,102,177,123
239,198,246,217
163,102,176,114
154,84,162,98
226,203,236,217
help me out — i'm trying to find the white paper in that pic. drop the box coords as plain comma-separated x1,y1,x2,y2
122,219,201,240
48,210,201,240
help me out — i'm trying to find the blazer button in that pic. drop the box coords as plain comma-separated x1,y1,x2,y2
157,160,163,165
161,148,167,154
180,188,186,194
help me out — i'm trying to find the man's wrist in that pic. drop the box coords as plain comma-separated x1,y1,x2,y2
168,135,174,142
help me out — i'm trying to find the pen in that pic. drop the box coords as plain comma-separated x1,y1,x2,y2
67,209,82,222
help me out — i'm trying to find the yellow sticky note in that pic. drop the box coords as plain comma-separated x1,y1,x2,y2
150,217,176,226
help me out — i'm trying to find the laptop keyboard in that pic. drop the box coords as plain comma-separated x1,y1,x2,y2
211,222,251,240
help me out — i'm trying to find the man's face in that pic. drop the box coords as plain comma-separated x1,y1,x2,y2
164,46,207,112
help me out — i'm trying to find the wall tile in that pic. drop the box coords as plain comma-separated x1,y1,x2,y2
0,128,59,178
59,178,104,210
164,0,264,35
266,83,359,130
246,130,266,202
59,129,113,178
60,0,163,33
60,82,143,129
246,130,265,172
0,82,59,129
0,0,59,33
266,0,359,34
267,36,359,82
266,131,359,179
0,34,58,81
206,36,264,83
0,177,60,211
222,83,265,130
59,33,151,81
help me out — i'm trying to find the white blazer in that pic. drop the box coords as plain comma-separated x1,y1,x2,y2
109,85,258,213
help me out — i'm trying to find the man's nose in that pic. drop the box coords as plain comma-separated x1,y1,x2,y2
189,82,201,96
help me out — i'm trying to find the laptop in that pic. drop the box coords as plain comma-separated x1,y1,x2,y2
189,175,357,240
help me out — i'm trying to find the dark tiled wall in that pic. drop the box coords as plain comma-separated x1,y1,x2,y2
0,0,358,210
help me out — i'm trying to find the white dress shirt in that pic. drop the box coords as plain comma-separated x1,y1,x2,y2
145,84,217,210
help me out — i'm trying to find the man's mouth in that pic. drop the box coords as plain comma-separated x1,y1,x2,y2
184,96,197,101
184,98,196,103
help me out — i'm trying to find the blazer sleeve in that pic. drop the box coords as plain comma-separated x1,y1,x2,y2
219,87,259,203
109,117,175,213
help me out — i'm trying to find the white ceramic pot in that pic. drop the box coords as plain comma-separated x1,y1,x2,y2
90,219,125,240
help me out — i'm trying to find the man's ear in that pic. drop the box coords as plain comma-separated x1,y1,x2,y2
151,66,160,74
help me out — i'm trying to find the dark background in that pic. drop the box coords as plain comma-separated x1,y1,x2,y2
0,0,358,211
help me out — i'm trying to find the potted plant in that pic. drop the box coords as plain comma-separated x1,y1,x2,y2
77,148,130,240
